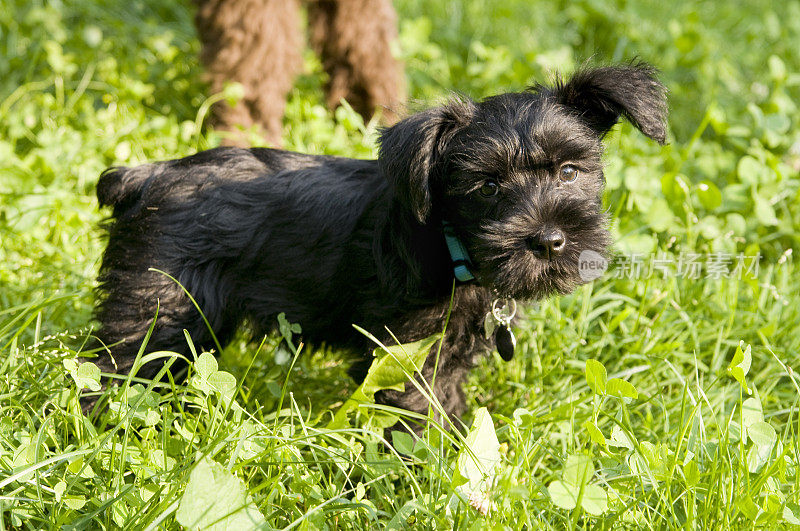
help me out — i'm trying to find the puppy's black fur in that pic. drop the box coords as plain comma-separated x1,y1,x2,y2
94,63,667,425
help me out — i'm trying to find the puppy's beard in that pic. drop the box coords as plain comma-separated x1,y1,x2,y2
466,207,611,301
476,247,599,300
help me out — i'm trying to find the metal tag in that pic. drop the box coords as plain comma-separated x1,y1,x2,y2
483,311,497,339
489,297,517,361
495,325,516,361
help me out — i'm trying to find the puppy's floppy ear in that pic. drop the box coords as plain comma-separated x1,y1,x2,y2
379,97,475,223
541,62,668,144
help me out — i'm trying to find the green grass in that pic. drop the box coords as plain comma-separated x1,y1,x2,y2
2,0,800,528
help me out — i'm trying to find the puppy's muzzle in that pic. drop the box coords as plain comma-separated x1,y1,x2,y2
527,228,566,261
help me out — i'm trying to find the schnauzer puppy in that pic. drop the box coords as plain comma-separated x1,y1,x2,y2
93,63,667,426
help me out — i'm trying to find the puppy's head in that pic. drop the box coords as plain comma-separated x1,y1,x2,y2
379,62,668,300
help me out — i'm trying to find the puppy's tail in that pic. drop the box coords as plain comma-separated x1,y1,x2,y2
97,166,148,210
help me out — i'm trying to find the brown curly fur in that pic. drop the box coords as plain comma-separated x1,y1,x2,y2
307,0,405,124
195,0,405,147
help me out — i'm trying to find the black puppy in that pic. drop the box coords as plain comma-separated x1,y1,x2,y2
93,63,667,426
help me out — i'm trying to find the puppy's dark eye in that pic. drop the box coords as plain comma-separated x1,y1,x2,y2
479,180,499,197
560,164,579,182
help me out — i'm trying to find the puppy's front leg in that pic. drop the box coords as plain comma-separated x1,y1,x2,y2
373,336,472,433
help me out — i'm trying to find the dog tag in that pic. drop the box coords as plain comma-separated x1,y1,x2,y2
495,325,516,361
483,311,497,339
490,297,517,361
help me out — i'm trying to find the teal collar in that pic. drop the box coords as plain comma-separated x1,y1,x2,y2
442,222,476,282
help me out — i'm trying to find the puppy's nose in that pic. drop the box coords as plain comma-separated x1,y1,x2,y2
528,229,566,260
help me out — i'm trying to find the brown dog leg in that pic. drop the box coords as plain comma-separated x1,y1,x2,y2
307,0,406,124
195,0,304,146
